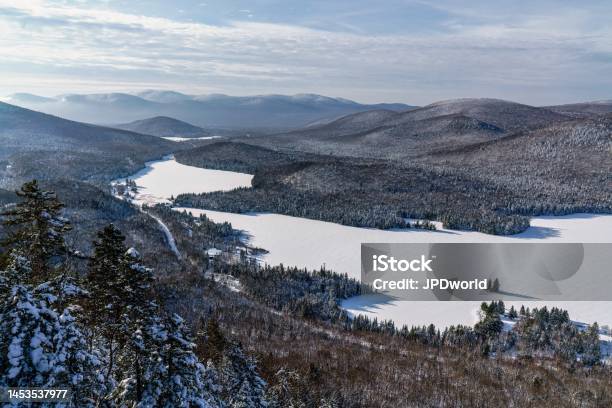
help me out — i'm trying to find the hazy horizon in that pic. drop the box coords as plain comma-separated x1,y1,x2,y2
3,89,612,108
1,0,612,106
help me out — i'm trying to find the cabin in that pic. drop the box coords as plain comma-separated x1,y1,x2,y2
206,248,223,260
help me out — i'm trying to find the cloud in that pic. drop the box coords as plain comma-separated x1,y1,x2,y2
0,0,611,104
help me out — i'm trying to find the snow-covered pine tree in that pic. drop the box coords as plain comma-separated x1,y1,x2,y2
110,312,224,408
219,343,267,408
84,225,157,385
1,183,100,406
1,180,71,282
581,322,601,366
155,313,222,407
0,252,100,407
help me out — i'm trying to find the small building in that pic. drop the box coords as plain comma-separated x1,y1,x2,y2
206,248,223,260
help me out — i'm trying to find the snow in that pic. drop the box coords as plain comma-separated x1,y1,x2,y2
340,298,612,330
147,212,182,260
113,155,253,206
126,247,141,258
161,135,222,142
174,209,612,277
120,156,612,330
206,248,222,257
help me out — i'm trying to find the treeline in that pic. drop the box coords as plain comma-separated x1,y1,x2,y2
177,187,408,229
218,257,604,368
217,263,364,322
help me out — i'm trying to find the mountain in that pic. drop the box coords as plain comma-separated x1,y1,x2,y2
545,100,612,118
136,90,194,103
251,99,551,159
3,93,56,104
389,98,569,131
114,116,209,138
5,91,415,130
0,101,176,187
428,114,612,209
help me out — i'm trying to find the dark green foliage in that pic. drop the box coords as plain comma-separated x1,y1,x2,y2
513,306,601,365
176,150,532,234
217,262,363,323
1,180,71,282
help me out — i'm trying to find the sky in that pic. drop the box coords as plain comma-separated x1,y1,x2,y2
1,0,611,105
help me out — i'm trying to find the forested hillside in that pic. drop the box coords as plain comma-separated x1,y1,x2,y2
173,98,610,235
252,98,571,160
428,114,612,214
175,151,530,233
0,102,177,189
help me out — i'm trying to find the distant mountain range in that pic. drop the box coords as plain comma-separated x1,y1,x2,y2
3,91,415,130
544,100,612,118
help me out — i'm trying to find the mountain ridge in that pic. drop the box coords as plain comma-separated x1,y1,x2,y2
0,101,177,187
4,91,415,130
113,116,209,138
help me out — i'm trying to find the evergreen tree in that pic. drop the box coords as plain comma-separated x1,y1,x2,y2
157,314,221,407
202,317,227,366
508,305,518,319
84,225,156,383
497,300,505,315
219,343,267,408
1,180,71,282
0,252,100,406
581,322,601,366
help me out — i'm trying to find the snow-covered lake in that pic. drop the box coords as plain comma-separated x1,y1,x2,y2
124,156,612,329
116,156,253,205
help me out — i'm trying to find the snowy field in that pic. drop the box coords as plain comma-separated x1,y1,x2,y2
116,156,253,205
161,135,222,142
123,156,612,330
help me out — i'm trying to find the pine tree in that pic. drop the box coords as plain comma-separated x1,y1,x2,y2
110,313,223,408
497,300,505,315
157,314,221,407
202,317,227,366
581,322,601,366
1,180,71,282
0,252,100,406
508,305,518,319
219,343,267,408
84,225,156,383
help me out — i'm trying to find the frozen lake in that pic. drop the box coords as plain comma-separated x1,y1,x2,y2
126,156,612,329
117,156,253,205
